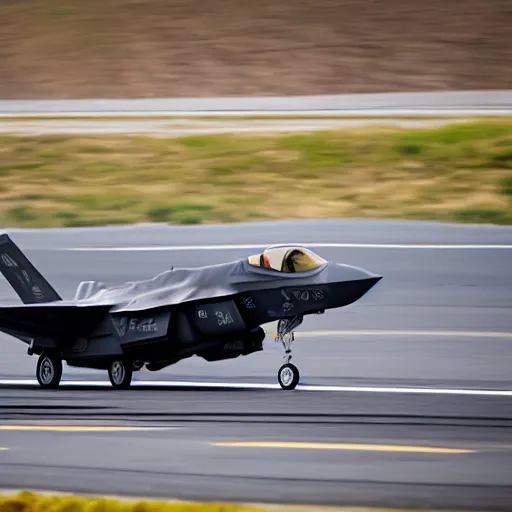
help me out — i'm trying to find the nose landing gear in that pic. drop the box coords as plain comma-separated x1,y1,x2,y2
274,316,302,390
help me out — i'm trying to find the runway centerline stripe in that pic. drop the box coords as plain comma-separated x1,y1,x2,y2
211,441,475,454
62,242,512,251
1,379,512,396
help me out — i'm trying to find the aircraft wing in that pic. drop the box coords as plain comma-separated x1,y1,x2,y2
0,303,111,340
0,233,114,339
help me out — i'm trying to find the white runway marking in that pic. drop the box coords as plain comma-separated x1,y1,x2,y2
296,330,512,339
1,379,511,396
63,242,512,251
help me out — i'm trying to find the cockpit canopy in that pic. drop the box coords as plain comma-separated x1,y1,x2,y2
247,245,327,273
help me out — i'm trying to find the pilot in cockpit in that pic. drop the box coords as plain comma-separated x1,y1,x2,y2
248,246,326,273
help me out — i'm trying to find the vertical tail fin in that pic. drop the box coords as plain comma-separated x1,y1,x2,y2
0,233,62,304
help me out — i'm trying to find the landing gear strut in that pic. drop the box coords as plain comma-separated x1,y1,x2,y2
274,316,302,390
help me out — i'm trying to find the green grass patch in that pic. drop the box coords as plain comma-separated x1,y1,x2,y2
0,119,511,227
501,176,512,199
453,207,512,225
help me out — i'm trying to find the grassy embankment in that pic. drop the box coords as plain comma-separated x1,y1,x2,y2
0,491,456,512
0,120,511,228
0,492,265,512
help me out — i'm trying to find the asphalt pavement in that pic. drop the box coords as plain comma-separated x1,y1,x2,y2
1,389,512,509
0,220,511,509
5,218,512,248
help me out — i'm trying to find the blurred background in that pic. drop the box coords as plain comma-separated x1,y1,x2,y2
1,0,511,98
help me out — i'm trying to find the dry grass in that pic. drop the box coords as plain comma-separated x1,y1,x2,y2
0,0,511,98
0,491,463,512
0,120,511,228
0,492,265,512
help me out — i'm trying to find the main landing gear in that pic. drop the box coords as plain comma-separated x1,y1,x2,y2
108,359,133,389
36,351,62,389
274,316,302,390
34,350,138,390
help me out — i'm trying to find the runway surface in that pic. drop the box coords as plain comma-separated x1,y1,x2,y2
1,220,511,509
1,388,512,509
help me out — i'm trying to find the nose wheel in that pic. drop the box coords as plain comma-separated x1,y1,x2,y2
278,362,300,390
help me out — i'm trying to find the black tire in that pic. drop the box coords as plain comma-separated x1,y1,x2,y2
36,353,62,389
108,359,133,389
278,363,300,390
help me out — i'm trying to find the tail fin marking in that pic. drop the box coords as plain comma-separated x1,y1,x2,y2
0,234,62,304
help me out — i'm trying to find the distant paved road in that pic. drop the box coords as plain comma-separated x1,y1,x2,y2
0,117,476,136
1,90,511,116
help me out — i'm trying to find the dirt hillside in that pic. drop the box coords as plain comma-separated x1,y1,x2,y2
0,0,511,99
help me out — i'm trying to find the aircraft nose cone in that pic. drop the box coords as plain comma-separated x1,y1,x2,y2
326,263,382,307
331,262,382,282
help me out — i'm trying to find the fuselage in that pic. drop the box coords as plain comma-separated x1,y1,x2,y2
33,248,382,372
94,258,382,371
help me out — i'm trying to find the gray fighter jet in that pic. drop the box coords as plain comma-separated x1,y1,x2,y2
0,233,382,390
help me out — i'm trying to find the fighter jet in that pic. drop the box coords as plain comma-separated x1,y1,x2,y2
0,233,382,390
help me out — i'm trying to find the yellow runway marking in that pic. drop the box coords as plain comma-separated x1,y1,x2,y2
0,426,174,432
0,447,8,451
211,441,475,454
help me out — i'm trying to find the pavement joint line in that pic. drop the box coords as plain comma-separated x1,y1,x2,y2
1,379,512,396
210,441,475,454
